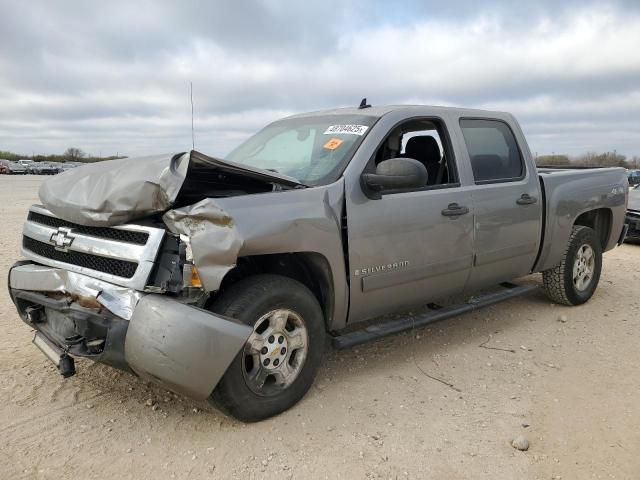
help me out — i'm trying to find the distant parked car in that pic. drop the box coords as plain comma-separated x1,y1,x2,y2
26,163,41,175
28,162,62,175
626,184,640,242
49,162,65,174
0,160,9,174
628,170,640,186
60,162,82,172
18,159,34,168
8,161,27,174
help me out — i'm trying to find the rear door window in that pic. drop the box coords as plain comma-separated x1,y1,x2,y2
460,119,524,183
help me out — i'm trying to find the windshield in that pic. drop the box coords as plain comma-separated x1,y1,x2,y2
226,114,377,185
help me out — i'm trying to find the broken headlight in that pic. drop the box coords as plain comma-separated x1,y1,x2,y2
146,233,203,293
180,235,202,289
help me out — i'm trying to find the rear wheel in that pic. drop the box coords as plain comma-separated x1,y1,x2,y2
209,274,325,422
542,225,602,305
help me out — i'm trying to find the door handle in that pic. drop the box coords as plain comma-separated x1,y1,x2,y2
441,203,469,217
516,194,537,205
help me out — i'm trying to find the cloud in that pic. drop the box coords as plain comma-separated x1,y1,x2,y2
1,0,639,158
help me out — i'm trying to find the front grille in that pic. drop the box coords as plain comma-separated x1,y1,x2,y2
28,211,149,245
23,236,138,279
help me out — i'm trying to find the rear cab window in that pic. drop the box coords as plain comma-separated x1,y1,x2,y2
459,119,525,183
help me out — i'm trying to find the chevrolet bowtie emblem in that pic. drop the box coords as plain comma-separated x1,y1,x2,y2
49,227,75,252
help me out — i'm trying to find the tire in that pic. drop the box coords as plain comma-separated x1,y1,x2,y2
542,225,603,306
208,274,326,422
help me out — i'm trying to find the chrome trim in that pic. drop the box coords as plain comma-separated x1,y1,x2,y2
9,263,145,320
21,205,165,290
24,221,152,262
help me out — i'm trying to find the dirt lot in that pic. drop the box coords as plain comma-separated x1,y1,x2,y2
1,175,639,480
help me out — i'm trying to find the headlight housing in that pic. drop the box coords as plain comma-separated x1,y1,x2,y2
179,235,202,289
145,233,203,293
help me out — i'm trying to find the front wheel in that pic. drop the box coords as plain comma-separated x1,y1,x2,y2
542,225,603,306
208,274,325,422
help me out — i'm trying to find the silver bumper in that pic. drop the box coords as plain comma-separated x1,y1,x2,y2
9,263,252,400
125,295,251,399
10,263,144,319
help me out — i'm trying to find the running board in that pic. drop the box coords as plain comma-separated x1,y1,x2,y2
332,283,538,350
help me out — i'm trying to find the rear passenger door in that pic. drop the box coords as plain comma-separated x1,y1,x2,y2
456,118,543,291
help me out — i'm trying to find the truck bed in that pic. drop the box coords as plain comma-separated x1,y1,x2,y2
534,167,628,272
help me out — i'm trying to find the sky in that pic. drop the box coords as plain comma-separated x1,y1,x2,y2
1,0,640,159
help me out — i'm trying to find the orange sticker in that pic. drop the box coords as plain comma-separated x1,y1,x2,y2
323,138,344,150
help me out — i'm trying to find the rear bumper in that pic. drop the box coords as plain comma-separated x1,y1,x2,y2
8,262,252,400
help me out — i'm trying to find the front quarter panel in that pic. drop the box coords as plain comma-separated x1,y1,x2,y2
163,181,349,330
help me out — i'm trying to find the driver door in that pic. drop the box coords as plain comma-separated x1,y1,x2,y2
344,118,474,322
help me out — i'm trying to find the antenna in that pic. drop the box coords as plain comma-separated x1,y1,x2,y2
358,97,371,109
190,81,195,150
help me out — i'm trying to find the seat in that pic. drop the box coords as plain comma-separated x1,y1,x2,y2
404,136,441,185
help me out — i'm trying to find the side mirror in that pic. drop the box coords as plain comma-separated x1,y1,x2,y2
362,158,428,199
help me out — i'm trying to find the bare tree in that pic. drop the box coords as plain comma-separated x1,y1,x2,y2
63,147,86,161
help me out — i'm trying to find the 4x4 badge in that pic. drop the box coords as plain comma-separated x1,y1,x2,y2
49,227,75,252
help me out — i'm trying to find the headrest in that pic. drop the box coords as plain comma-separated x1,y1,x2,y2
387,133,402,152
405,136,441,165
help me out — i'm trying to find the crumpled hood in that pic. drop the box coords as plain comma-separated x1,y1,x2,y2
38,150,302,226
629,187,640,212
39,153,190,226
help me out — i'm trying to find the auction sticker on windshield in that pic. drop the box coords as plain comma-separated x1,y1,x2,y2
323,138,344,150
324,125,369,135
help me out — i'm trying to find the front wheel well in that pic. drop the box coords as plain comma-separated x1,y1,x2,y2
573,208,612,250
212,253,334,331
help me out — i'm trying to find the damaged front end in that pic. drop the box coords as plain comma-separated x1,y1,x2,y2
9,261,252,399
11,149,338,401
12,157,265,398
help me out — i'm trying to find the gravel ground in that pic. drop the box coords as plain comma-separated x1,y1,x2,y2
1,175,639,479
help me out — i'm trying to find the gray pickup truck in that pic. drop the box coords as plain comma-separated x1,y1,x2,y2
8,105,629,421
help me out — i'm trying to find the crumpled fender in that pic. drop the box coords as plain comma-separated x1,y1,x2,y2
163,199,244,292
161,182,350,330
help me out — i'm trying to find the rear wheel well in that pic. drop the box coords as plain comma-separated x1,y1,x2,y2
212,253,334,331
574,208,612,249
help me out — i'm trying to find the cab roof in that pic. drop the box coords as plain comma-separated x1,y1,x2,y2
286,104,511,120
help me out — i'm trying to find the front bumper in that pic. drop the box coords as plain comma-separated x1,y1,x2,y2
8,262,252,400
